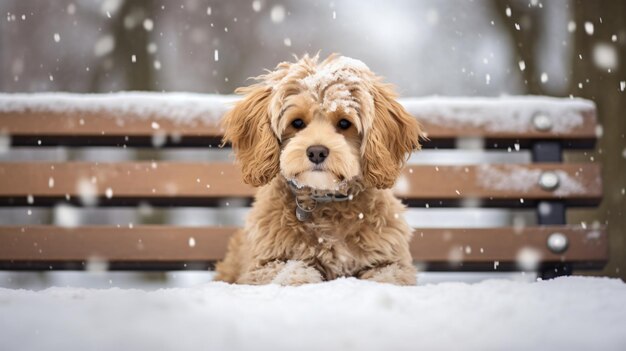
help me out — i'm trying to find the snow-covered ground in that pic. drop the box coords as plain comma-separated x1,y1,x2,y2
1,276,625,351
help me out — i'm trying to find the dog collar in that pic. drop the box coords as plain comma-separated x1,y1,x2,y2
287,180,352,222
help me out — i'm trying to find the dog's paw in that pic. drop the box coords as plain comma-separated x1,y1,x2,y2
271,260,323,286
237,260,323,286
359,263,417,285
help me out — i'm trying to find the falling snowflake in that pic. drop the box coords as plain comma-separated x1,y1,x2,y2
592,43,617,70
595,125,603,138
393,175,410,194
516,247,542,271
147,42,158,54
76,178,97,206
138,202,154,216
538,202,552,216
54,204,79,228
271,5,285,23
143,19,153,31
448,248,463,265
94,35,115,57
567,21,576,33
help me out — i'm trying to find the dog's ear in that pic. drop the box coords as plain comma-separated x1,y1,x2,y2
362,82,422,189
222,84,280,187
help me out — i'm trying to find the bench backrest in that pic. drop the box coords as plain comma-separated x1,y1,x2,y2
0,93,607,277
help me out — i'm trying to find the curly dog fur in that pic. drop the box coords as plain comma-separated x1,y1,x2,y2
215,54,422,286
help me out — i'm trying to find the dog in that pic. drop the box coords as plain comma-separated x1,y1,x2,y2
214,54,422,286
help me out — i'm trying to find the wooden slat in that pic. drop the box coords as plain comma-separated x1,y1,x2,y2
0,162,602,207
415,108,598,140
1,110,224,147
0,108,598,148
410,227,607,269
0,226,607,271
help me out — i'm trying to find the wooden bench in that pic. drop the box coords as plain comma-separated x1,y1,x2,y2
0,93,607,279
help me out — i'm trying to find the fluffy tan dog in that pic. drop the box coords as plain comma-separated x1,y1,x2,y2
214,54,422,286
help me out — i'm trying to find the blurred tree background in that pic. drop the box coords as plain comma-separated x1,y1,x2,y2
490,0,626,279
0,0,624,279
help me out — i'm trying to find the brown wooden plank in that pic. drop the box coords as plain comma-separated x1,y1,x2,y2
0,226,607,270
413,108,598,140
0,110,224,147
0,162,253,200
398,163,602,205
0,102,597,148
410,227,607,265
0,162,601,207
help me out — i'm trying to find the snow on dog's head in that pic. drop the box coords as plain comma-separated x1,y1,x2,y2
222,53,422,190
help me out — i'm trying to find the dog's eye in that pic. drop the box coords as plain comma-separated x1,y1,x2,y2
337,119,352,130
291,118,305,129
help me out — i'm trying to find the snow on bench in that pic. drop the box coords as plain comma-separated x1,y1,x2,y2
0,92,237,126
402,96,595,134
0,92,595,134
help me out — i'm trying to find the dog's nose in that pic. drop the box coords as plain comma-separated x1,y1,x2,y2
306,145,329,164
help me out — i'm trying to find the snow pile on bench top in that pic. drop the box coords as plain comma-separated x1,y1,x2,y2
402,96,595,134
0,92,239,126
0,92,594,133
1,276,624,351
